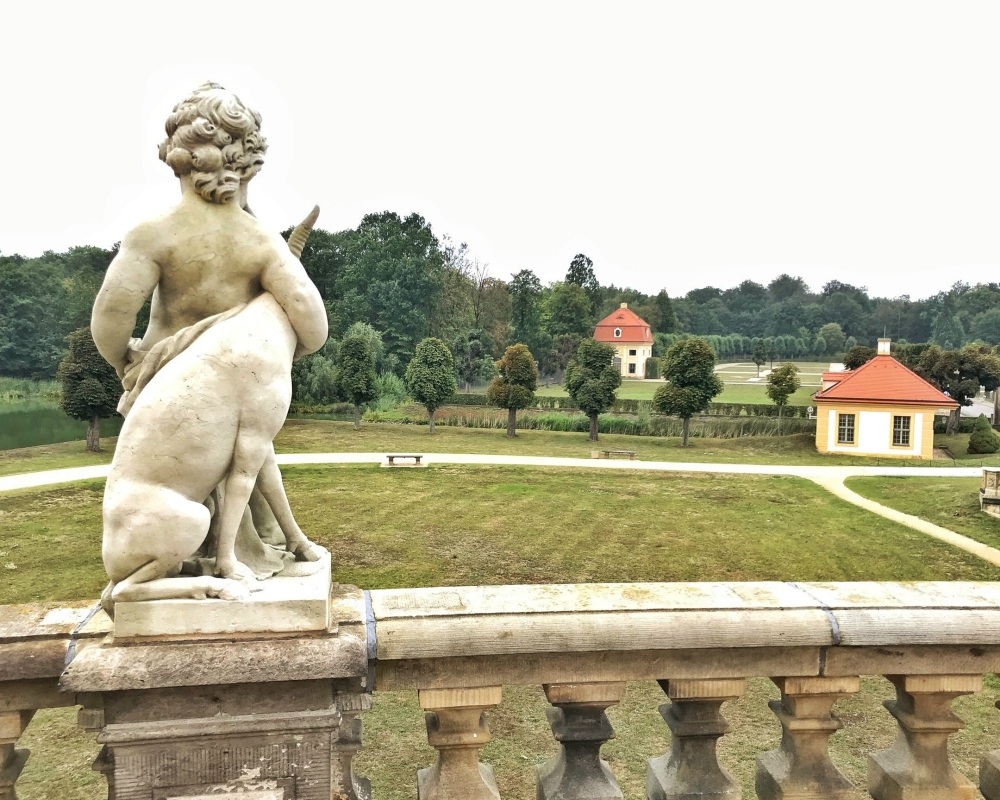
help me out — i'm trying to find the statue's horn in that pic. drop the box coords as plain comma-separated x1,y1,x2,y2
288,205,320,258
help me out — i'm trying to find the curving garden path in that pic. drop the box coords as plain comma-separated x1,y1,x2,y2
1,454,995,566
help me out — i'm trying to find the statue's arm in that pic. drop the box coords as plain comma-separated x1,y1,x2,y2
260,243,329,359
91,232,160,377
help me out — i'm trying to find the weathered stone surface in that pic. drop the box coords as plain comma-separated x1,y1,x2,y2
417,687,501,800
537,682,624,800
112,551,332,638
91,82,329,618
755,676,858,800
646,679,744,800
868,674,979,800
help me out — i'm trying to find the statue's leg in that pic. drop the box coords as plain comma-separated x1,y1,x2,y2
212,434,274,581
108,498,250,604
256,446,326,561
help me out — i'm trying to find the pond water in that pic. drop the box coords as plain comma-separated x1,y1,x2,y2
0,401,124,450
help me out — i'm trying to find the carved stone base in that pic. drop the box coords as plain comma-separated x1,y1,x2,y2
98,705,365,800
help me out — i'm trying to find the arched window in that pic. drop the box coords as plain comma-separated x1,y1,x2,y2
614,328,622,338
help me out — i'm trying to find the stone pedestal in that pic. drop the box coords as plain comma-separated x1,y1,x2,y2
61,584,370,800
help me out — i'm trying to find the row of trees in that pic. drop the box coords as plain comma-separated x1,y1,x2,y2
11,211,1000,385
676,277,1000,353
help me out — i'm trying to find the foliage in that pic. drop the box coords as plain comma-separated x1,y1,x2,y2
644,356,661,379
546,282,593,338
766,362,801,432
374,371,408,411
404,338,457,432
57,327,120,452
564,338,621,441
653,337,724,445
337,335,378,429
766,363,801,408
751,340,766,374
452,329,496,391
843,345,877,370
487,344,539,437
968,414,1000,454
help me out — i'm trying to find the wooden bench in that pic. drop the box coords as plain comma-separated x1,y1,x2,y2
593,449,638,460
383,454,425,467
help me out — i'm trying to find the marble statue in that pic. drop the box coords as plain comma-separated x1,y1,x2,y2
92,83,328,613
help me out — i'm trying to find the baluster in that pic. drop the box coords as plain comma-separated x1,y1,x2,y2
418,686,502,800
336,692,373,800
981,700,1000,798
755,676,859,800
869,674,980,800
646,678,745,800
0,711,34,800
537,681,626,800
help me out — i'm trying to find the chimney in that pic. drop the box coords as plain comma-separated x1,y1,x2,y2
877,338,891,356
620,303,628,309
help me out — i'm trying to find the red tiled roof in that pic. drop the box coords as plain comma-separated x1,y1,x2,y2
813,355,958,408
594,306,653,344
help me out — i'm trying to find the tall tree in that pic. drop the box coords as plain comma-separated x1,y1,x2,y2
766,362,801,433
564,338,620,442
546,282,593,338
653,337,724,446
337,335,378,430
843,345,877,370
334,212,446,368
57,327,120,452
452,329,494,391
404,338,457,434
654,290,678,333
565,253,602,314
487,344,538,438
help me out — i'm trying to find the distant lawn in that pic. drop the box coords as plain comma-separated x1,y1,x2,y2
846,476,1000,551
0,419,968,480
535,381,817,406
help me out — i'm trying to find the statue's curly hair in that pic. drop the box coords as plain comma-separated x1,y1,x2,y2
158,82,268,204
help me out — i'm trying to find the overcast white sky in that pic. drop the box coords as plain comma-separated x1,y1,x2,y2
2,2,998,300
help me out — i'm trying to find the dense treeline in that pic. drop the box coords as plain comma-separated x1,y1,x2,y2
3,211,1000,382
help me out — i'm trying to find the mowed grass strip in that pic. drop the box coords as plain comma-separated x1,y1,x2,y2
6,468,997,606
535,380,817,405
9,465,1000,798
846,475,1000,551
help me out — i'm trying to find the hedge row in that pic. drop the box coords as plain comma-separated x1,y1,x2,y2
447,393,811,418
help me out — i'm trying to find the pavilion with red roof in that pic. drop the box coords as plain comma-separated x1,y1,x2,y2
812,339,958,459
593,304,654,378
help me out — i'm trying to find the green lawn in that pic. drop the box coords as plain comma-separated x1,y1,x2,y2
535,380,817,406
0,418,975,481
9,463,1000,799
846,476,1000,551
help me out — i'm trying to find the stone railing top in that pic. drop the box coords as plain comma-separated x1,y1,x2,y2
370,581,1000,659
0,602,110,682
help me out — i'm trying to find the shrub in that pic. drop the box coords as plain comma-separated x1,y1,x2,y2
968,414,1000,454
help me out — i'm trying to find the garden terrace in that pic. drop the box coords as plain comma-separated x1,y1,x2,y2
7,581,1000,798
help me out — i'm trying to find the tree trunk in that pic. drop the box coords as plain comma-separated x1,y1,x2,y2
994,391,999,430
777,405,783,434
947,407,961,436
681,416,690,447
353,405,361,431
86,415,100,453
507,407,517,438
428,408,436,434
589,414,598,442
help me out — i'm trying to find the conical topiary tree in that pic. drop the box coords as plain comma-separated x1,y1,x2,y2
58,326,121,452
968,414,1000,455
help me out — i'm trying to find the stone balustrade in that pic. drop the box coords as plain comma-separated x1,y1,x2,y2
5,581,1000,798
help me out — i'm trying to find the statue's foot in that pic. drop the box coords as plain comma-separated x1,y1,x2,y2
101,582,116,619
290,539,327,562
206,578,252,602
214,557,263,590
